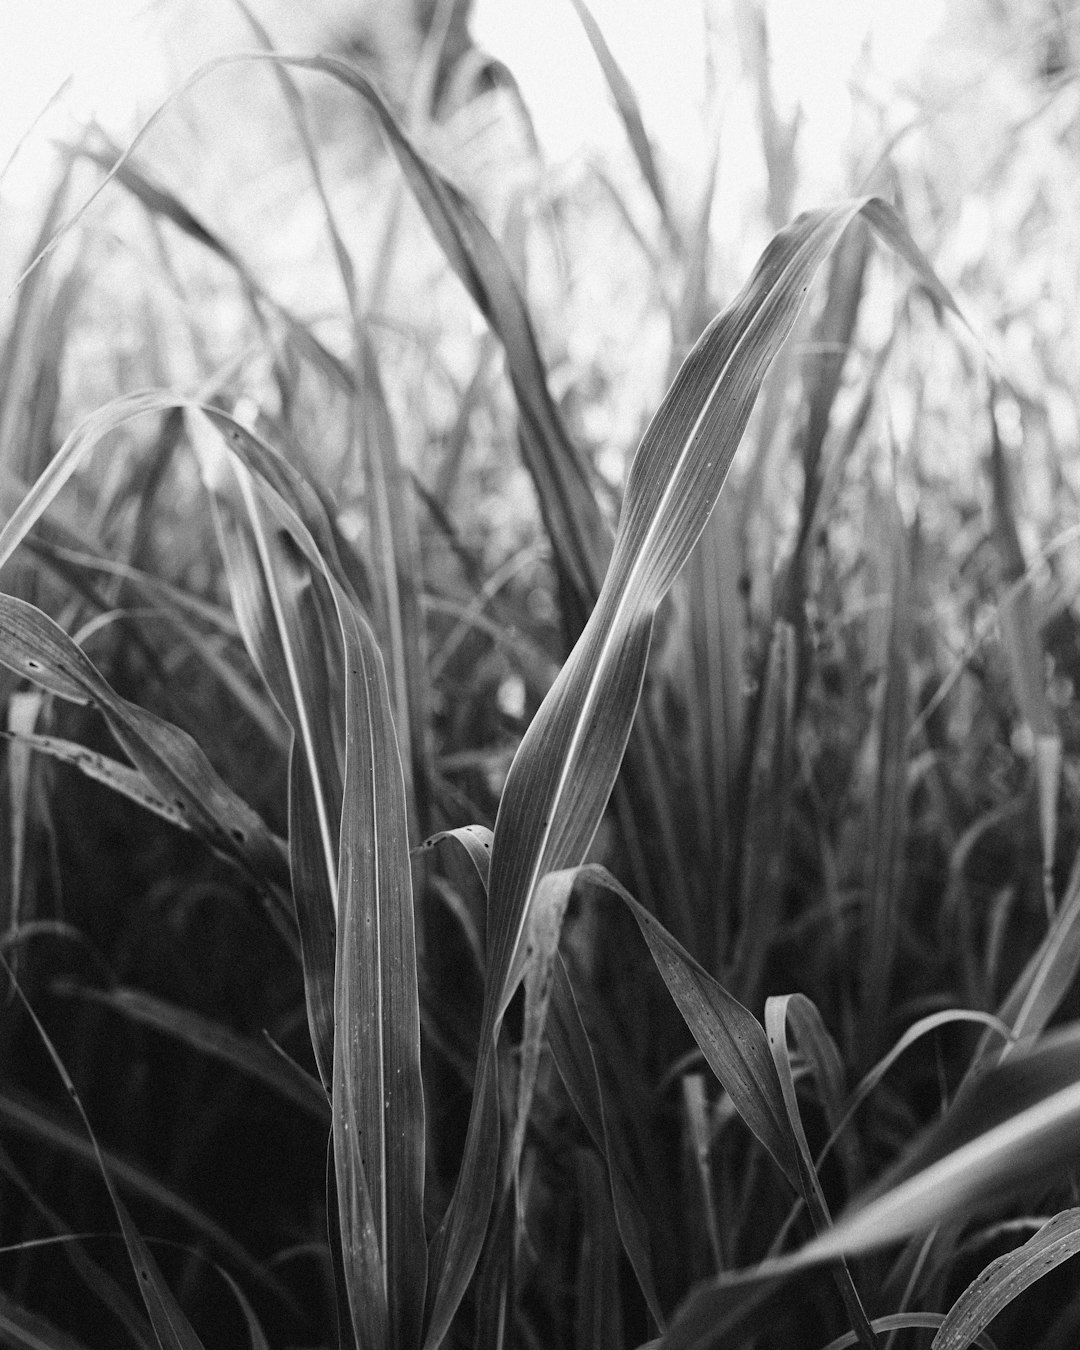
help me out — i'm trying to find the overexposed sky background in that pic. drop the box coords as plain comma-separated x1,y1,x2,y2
0,0,946,200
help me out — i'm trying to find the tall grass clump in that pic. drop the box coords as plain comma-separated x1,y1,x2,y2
3,3,1080,1347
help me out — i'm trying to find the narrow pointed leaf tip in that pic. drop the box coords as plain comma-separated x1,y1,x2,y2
422,196,969,1344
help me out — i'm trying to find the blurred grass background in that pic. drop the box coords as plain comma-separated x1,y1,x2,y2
2,1,1080,1347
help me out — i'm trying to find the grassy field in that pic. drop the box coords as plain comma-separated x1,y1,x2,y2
2,3,1080,1347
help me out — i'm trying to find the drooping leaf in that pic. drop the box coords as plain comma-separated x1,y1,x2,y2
192,415,428,1349
191,418,345,1088
422,197,970,1345
55,983,329,1122
659,1034,1080,1347
817,1009,1012,1180
0,377,427,1345
3,729,223,836
416,825,494,894
0,594,291,909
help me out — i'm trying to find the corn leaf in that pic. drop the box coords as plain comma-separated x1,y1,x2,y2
416,825,494,894
0,383,427,1345
2,728,221,835
192,416,428,1349
797,1023,1080,1264
817,1009,1012,1180
859,493,911,1049
507,869,579,1194
230,13,433,831
932,1208,1080,1349
674,493,745,961
988,389,1060,917
765,995,876,1349
192,422,344,1090
0,594,291,901
823,1314,996,1350
660,1032,1080,1347
420,195,967,1345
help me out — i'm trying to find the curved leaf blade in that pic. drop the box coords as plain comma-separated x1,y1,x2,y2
423,196,970,1343
932,1208,1080,1349
0,594,290,900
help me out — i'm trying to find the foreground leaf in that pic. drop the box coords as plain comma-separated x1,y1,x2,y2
932,1208,1080,1349
422,196,968,1345
193,417,428,1349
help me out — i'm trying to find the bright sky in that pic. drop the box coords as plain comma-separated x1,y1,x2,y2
472,0,945,191
0,0,944,199
0,0,160,194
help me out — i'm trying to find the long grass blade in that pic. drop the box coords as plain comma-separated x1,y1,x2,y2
0,1138,154,1349
55,983,330,1122
2,728,241,838
798,1024,1080,1263
860,494,911,1050
766,995,876,1349
421,196,968,1345
231,5,432,831
0,378,427,1342
822,1314,996,1350
0,952,208,1350
994,848,1080,1051
732,620,796,997
191,426,343,1089
0,1084,286,1305
660,1032,1080,1346
0,1287,95,1350
988,388,1060,917
573,1148,626,1350
193,415,428,1350
565,0,675,240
